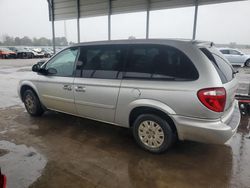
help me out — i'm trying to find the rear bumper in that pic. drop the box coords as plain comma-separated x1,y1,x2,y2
171,101,241,144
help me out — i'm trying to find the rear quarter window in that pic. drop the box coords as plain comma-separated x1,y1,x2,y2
124,45,199,81
200,48,234,84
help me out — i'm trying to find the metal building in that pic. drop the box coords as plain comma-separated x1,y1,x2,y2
47,0,244,53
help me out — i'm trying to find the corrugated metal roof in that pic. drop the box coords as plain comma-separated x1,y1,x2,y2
51,0,244,21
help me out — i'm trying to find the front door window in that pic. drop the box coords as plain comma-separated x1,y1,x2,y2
45,48,79,77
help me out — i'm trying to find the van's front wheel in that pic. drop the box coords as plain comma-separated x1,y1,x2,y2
132,114,176,153
23,90,44,116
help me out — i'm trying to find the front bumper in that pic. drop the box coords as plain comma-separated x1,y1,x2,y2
171,101,241,144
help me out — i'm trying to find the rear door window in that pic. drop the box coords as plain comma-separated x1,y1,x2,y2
124,45,199,81
76,45,125,79
200,48,234,83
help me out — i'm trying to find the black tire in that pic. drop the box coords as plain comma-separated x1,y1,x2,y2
245,59,250,67
132,114,176,153
23,89,44,116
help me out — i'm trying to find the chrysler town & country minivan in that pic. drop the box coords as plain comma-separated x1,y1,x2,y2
18,39,241,153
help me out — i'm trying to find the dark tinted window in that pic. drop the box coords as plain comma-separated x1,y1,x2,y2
76,45,124,79
200,48,234,83
213,53,234,82
124,45,198,81
220,50,230,54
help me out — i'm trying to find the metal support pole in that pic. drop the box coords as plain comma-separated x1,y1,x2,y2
77,0,80,43
48,0,56,54
192,0,199,40
146,0,150,39
108,0,111,40
52,18,56,54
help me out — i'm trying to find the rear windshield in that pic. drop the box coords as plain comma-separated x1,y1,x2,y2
200,48,234,84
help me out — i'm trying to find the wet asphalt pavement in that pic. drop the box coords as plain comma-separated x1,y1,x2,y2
0,59,249,188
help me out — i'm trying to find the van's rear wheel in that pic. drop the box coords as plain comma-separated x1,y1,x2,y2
132,114,176,153
23,90,44,116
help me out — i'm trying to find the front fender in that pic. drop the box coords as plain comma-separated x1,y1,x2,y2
18,80,40,101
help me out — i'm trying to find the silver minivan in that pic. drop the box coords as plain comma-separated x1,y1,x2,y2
18,39,241,153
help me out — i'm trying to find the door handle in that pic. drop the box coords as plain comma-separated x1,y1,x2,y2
63,84,72,91
75,86,86,92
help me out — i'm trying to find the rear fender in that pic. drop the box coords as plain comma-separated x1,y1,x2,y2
128,99,176,115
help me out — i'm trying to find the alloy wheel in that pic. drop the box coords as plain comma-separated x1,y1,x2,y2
138,120,165,148
25,94,36,114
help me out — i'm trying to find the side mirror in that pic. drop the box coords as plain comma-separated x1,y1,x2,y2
37,60,46,67
47,68,57,75
32,60,47,73
32,64,40,72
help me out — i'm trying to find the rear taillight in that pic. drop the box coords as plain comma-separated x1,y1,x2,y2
197,87,226,112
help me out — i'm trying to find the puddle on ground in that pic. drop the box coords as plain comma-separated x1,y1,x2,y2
0,140,47,188
17,68,31,72
0,71,11,74
244,70,250,74
0,149,9,157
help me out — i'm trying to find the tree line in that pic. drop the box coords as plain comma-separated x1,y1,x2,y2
0,35,71,46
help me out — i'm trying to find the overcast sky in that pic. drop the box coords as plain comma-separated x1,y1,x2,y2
0,0,250,44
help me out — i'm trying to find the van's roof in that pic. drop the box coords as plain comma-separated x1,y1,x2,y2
71,39,214,47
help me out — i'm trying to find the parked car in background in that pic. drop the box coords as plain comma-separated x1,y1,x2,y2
219,48,250,67
0,47,16,59
41,48,53,58
18,39,240,153
33,48,45,58
24,47,44,58
7,47,33,58
55,47,64,53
